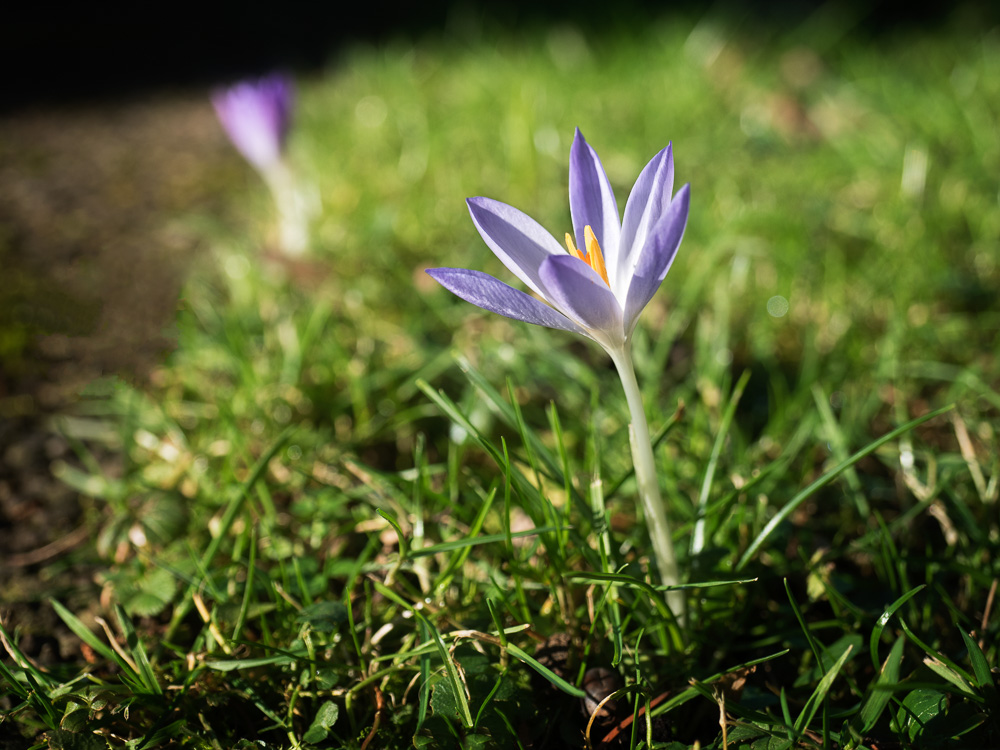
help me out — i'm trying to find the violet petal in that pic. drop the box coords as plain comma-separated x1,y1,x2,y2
539,255,624,339
623,184,690,331
427,268,587,335
212,73,294,171
569,129,621,275
618,143,674,300
467,197,565,298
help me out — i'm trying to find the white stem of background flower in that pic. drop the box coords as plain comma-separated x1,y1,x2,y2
608,344,685,625
262,159,312,257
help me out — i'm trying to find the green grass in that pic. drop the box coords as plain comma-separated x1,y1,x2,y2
4,9,1000,749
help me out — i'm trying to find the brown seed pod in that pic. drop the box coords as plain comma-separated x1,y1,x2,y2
582,666,621,724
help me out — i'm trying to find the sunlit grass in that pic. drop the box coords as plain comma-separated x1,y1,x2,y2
3,10,1000,749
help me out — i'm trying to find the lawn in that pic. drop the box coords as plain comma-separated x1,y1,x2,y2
2,7,1000,749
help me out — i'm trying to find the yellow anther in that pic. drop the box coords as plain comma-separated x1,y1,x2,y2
584,226,610,286
565,226,610,286
565,232,586,261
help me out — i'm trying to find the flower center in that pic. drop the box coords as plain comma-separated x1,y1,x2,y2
564,225,610,286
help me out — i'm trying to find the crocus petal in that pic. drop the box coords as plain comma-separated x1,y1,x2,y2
467,197,566,298
623,183,690,331
427,268,588,335
212,74,294,171
617,143,674,300
569,129,621,277
539,256,624,341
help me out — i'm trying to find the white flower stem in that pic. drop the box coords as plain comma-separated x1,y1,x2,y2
262,159,311,256
608,345,685,626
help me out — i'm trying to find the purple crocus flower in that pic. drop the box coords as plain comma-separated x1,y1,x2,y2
427,128,690,357
212,73,294,172
429,129,691,607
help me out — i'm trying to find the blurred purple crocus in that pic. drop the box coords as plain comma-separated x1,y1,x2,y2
427,128,689,358
427,128,690,615
212,73,294,172
212,73,314,255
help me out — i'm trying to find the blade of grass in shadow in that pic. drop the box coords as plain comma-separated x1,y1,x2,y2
20,672,59,730
898,617,978,694
873,510,901,592
501,437,514,557
505,643,587,698
372,580,473,727
785,579,827,673
507,376,544,494
163,426,294,645
409,526,567,558
344,536,380,678
691,370,750,556
812,383,870,518
0,620,60,730
907,360,1000,411
415,615,430,734
486,598,509,660
0,659,29,702
501,438,533,623
547,402,574,556
779,687,793,732
114,604,161,695
0,617,54,691
959,630,994,690
456,355,573,494
848,635,905,745
231,525,258,642
686,676,789,728
473,666,510,730
433,486,497,594
654,649,790,716
794,643,853,736
571,571,756,593
570,570,674,628
418,378,598,569
959,630,1000,715
204,652,307,671
50,599,150,695
377,507,407,586
869,585,925,671
942,481,988,544
420,612,474,729
736,404,954,571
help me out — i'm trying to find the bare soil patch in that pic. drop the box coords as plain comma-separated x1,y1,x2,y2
0,91,239,663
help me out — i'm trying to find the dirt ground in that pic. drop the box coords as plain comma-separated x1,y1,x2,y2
0,91,239,665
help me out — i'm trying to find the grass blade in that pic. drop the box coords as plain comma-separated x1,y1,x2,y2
114,604,161,694
737,404,953,570
869,585,925,671
794,643,853,734
691,370,750,555
409,526,566,558
505,643,586,698
850,635,905,741
420,612,474,729
958,629,993,689
654,650,790,715
164,427,294,643
50,599,148,694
